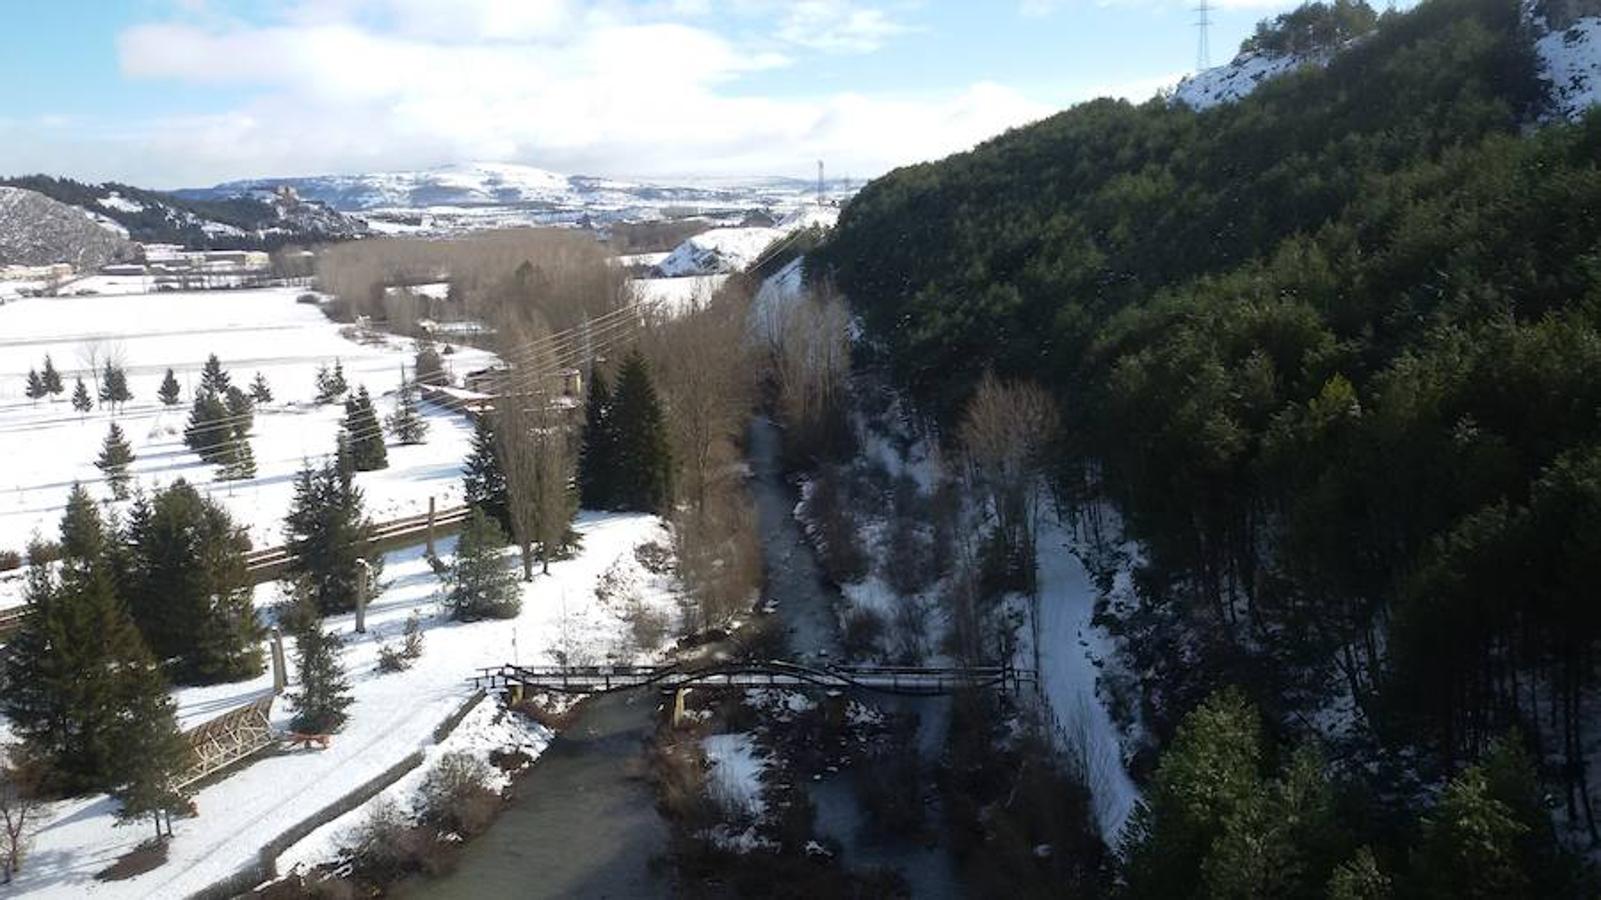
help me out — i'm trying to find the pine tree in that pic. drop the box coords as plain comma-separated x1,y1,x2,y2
40,356,62,398
386,378,429,445
609,350,673,513
60,483,107,565
96,423,136,500
199,354,230,396
577,368,617,509
157,368,181,407
342,386,388,471
71,378,92,417
462,415,510,535
284,455,374,614
248,372,273,405
224,385,254,435
316,361,349,404
415,341,446,386
124,481,263,683
287,621,352,734
184,391,230,462
98,362,131,411
217,429,257,482
23,369,45,404
444,509,521,621
0,504,180,797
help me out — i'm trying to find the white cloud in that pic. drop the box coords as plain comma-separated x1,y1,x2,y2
0,1,1045,186
775,0,914,54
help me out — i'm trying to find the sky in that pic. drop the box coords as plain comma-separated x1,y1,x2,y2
0,0,1373,188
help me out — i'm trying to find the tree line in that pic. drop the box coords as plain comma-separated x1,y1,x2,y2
816,0,1600,892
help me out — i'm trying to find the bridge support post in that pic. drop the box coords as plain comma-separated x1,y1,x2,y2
671,688,688,728
425,496,437,558
509,682,524,706
354,560,370,635
269,628,287,694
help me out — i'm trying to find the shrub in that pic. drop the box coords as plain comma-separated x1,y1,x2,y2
400,611,424,659
415,752,499,838
624,598,671,654
347,798,425,879
0,551,20,573
841,607,886,660
375,643,410,674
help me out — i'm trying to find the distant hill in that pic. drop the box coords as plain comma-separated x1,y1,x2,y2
175,162,852,221
0,186,134,269
0,175,365,250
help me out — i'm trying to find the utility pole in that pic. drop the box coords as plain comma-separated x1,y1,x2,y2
1195,0,1213,72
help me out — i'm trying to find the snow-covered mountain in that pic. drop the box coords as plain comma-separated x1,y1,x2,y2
656,205,839,277
181,162,844,214
0,186,135,269
0,175,365,249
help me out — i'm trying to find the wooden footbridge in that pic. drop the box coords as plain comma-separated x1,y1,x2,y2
472,660,1033,697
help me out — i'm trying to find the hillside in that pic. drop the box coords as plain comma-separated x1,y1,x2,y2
819,0,1601,889
0,175,365,250
0,186,134,268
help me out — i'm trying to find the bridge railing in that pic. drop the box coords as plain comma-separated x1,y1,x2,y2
472,660,1036,697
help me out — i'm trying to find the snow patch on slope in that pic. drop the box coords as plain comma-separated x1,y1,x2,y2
1172,50,1323,110
1533,14,1601,119
658,226,785,276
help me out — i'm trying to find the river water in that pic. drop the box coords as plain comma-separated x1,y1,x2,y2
407,415,960,898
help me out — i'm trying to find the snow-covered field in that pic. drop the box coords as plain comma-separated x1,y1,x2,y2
8,511,679,898
1171,49,1322,110
0,287,497,592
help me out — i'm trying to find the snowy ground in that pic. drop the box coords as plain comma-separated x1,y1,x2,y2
0,287,497,604
1171,49,1321,110
1533,12,1601,121
1026,515,1142,845
5,511,679,898
627,274,730,317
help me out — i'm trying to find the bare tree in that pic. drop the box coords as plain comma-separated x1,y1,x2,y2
640,280,754,518
960,372,1061,564
0,746,44,884
769,280,852,464
494,321,577,580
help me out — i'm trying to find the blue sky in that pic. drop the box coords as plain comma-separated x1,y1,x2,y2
0,1,1375,187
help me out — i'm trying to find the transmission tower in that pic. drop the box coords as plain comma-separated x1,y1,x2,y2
1195,0,1213,72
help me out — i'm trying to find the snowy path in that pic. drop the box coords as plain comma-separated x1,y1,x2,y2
1033,516,1141,844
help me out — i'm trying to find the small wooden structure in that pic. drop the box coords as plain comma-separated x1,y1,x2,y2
177,694,276,789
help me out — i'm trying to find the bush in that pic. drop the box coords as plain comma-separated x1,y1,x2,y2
375,643,410,674
842,607,886,660
0,550,20,573
347,799,426,879
415,752,499,838
802,469,868,584
624,599,671,654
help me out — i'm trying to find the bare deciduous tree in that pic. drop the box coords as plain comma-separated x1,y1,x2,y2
0,746,44,884
769,280,852,465
494,321,577,580
959,372,1061,564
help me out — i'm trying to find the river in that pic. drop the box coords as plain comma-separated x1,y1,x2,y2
407,416,960,898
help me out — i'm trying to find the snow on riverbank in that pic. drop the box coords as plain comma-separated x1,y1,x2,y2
1027,515,1142,845
5,511,677,899
0,287,496,604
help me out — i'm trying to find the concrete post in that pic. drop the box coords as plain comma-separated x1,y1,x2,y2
270,628,287,694
425,496,437,558
671,688,688,728
354,559,370,634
